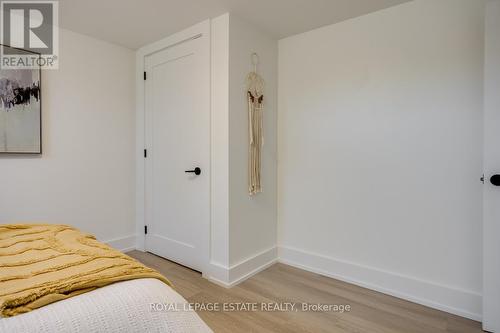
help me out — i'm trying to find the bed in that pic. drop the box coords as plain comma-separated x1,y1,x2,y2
0,278,211,333
0,224,212,333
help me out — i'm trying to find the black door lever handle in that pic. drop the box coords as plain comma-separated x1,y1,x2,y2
185,167,201,176
491,174,500,186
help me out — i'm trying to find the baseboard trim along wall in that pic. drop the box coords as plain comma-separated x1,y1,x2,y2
104,235,137,253
278,246,482,321
206,247,278,288
115,238,480,321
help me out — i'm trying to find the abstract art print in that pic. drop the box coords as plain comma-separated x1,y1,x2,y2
0,45,41,154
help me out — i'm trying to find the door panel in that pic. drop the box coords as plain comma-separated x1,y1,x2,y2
144,36,209,272
483,1,500,331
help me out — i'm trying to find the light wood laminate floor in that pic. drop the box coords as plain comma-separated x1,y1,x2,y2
128,250,483,333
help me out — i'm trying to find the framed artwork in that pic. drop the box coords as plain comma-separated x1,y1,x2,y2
0,44,42,154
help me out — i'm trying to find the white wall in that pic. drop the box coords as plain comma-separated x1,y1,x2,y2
278,0,484,320
0,29,136,249
483,0,500,331
228,14,278,267
204,14,278,286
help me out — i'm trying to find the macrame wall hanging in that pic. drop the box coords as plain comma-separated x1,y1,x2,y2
247,53,264,195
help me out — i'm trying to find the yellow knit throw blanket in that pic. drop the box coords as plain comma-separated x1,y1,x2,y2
0,224,171,317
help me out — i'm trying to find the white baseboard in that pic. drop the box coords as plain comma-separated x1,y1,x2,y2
206,247,278,288
205,261,231,287
229,247,278,286
100,236,481,321
104,235,136,253
278,246,482,321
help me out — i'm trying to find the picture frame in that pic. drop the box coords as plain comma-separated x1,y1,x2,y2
0,44,42,154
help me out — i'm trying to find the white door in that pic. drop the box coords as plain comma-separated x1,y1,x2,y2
144,34,209,272
483,1,500,331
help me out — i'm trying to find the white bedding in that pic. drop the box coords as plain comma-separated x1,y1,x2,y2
0,278,212,333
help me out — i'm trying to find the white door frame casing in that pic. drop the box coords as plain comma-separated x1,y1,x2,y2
135,20,211,274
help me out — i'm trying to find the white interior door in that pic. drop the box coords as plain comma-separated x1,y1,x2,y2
483,1,500,331
144,34,209,272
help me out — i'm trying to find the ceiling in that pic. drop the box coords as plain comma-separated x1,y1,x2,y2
58,0,411,49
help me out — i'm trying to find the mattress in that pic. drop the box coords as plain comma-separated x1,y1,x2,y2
0,278,212,333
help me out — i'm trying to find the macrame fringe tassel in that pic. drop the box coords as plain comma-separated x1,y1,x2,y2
248,90,264,195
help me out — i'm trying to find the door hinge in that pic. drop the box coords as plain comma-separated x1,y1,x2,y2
144,225,148,234
144,149,147,158
144,71,147,80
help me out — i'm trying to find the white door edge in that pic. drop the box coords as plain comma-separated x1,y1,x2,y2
483,1,500,331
